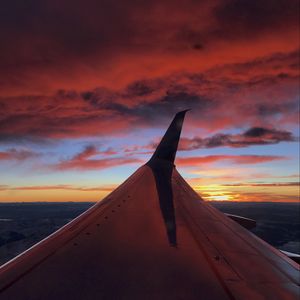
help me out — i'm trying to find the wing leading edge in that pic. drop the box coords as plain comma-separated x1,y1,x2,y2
0,111,299,300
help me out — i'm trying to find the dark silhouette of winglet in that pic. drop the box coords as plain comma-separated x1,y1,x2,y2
148,109,190,164
146,110,190,247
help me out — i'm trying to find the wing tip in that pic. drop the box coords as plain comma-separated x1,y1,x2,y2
175,109,191,117
148,109,189,164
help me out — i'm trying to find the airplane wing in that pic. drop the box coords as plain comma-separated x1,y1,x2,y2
0,111,299,300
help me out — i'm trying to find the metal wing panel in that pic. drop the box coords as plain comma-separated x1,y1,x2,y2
0,166,148,297
172,169,300,299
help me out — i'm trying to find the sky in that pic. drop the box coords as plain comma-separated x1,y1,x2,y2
0,0,299,202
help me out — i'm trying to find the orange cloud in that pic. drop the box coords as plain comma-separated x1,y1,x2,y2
0,184,116,192
222,182,299,187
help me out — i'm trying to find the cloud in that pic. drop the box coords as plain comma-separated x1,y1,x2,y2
176,155,287,167
55,157,140,171
0,0,298,97
0,148,38,161
53,145,141,171
214,0,299,39
178,127,296,150
0,185,9,191
0,134,53,145
221,182,299,187
0,184,116,192
0,0,298,204
72,145,98,160
0,46,298,141
221,192,299,202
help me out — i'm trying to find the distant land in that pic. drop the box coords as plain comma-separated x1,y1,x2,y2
0,202,299,266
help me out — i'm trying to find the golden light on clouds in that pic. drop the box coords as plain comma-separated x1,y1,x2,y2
190,180,299,202
192,184,235,201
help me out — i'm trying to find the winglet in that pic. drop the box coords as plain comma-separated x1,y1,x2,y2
146,110,189,247
148,110,189,164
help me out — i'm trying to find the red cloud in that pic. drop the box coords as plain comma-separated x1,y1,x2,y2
176,155,287,166
1,71,298,141
0,47,298,142
55,157,140,171
53,146,141,171
0,0,298,97
0,0,298,142
73,145,98,160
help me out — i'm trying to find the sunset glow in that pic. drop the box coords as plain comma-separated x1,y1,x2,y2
0,0,299,203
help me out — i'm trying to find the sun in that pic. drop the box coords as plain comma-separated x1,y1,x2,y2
211,195,231,201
